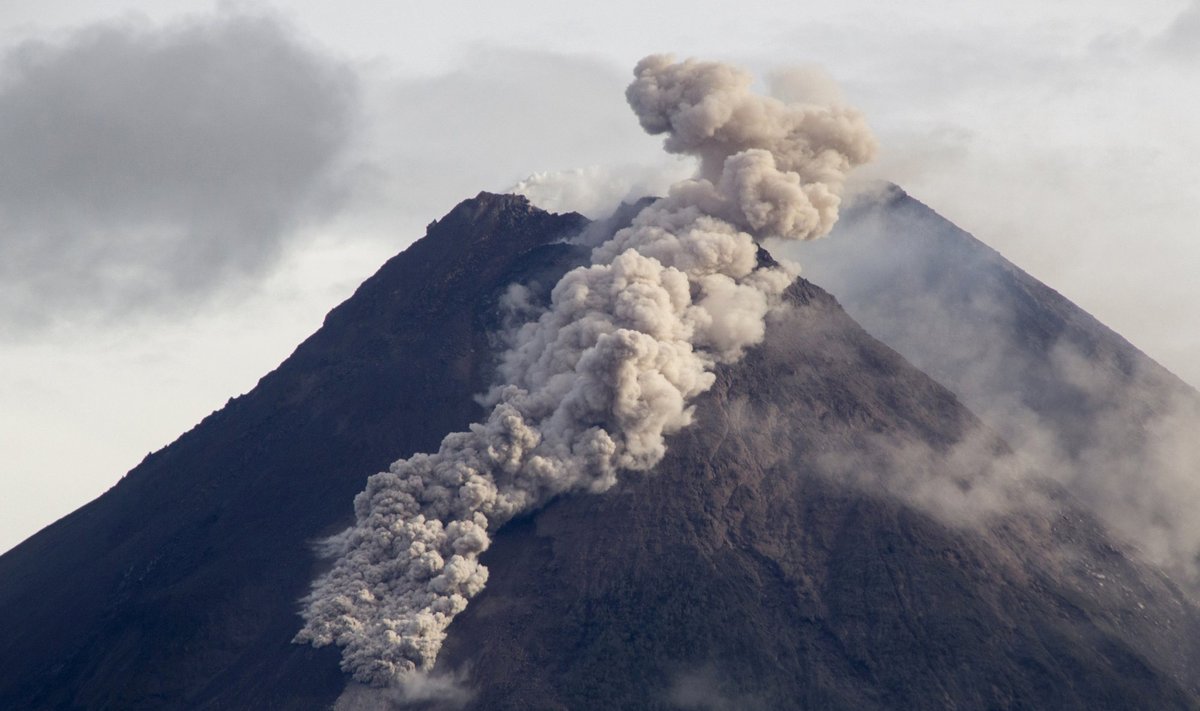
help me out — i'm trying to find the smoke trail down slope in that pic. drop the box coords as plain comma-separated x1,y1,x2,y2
295,55,876,686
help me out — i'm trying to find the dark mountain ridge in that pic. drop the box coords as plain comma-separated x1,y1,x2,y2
0,194,587,710
1,191,1197,709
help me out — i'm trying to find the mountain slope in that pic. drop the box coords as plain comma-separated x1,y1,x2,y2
1,192,1197,710
0,194,588,710
797,184,1200,582
428,276,1200,710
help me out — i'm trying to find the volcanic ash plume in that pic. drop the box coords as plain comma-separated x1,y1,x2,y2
295,54,876,686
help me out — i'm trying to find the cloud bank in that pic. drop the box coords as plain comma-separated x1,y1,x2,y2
0,10,357,336
295,54,875,686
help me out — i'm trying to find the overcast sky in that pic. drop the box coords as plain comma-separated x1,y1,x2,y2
1,0,1197,553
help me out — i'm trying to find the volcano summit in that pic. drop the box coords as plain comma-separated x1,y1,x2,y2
1,56,1198,711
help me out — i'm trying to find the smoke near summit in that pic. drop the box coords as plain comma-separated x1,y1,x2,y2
3,5,1200,710
295,54,876,684
795,190,1200,582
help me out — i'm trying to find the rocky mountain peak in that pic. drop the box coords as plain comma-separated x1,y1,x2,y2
2,192,1198,710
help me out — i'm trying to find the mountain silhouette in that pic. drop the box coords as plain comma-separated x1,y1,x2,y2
2,191,1198,710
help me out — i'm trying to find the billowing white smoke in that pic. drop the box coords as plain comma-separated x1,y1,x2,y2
509,162,694,219
295,54,875,686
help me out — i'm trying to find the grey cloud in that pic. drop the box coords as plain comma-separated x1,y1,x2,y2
0,10,358,337
1157,0,1200,61
668,667,768,711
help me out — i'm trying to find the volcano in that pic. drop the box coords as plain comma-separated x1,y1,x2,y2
1,190,1199,710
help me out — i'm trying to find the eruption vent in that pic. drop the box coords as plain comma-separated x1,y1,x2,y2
295,55,876,686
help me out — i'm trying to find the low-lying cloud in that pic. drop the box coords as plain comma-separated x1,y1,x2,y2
791,188,1200,582
333,672,474,711
668,667,768,711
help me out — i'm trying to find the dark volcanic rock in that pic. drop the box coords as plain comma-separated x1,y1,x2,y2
1,191,1198,710
434,279,1200,710
0,193,588,710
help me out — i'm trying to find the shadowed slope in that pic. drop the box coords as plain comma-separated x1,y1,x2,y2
0,194,587,710
798,184,1200,582
430,279,1200,710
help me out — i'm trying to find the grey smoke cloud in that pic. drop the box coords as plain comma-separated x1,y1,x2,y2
668,667,768,711
296,54,875,686
766,65,846,107
0,10,357,337
333,673,474,711
507,61,866,222
626,55,876,188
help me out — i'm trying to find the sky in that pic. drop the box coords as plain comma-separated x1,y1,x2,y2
1,0,1197,553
